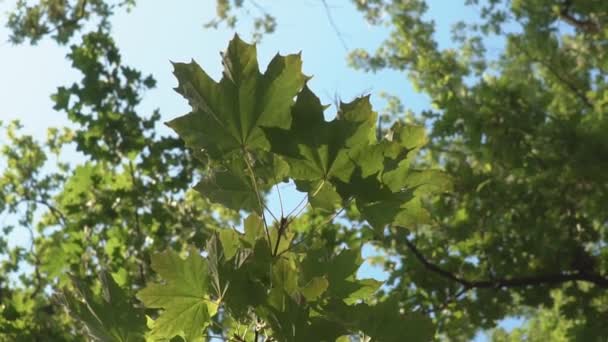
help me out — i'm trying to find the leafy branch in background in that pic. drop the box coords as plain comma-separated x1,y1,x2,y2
349,1,608,339
206,0,276,42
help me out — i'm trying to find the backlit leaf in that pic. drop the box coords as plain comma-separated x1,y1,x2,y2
137,248,217,341
167,35,307,159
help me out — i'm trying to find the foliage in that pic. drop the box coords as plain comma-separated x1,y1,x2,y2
347,0,608,340
7,0,136,44
490,292,572,342
122,35,443,341
1,9,448,340
490,289,607,342
1,4,234,339
204,0,276,42
6,0,273,45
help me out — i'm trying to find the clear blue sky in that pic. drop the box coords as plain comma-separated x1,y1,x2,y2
0,1,521,339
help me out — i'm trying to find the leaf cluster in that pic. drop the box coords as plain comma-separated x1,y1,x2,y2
111,35,447,341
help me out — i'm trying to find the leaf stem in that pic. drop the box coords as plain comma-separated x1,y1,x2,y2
242,149,273,249
263,202,278,222
275,183,284,218
273,216,289,256
286,179,325,221
279,200,349,257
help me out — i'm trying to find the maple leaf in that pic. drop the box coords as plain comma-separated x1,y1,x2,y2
166,34,308,159
137,249,218,341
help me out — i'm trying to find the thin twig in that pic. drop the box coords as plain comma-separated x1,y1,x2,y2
242,150,272,249
263,202,279,223
279,203,348,257
273,216,289,256
275,183,284,218
286,180,325,223
286,194,309,219
32,199,68,227
320,0,348,51
247,0,270,15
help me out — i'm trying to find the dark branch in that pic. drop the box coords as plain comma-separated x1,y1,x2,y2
403,237,608,290
34,199,68,227
128,160,146,283
559,1,600,34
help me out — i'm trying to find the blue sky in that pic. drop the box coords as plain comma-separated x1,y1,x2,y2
1,0,480,137
0,0,521,339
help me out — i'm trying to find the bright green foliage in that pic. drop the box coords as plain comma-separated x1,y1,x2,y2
137,249,218,341
130,35,445,341
6,0,135,44
1,11,234,340
263,86,375,183
325,299,434,342
164,35,448,238
167,35,306,214
490,289,608,342
0,27,446,339
490,291,571,342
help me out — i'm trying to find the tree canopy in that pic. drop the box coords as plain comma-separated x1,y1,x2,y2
1,0,608,341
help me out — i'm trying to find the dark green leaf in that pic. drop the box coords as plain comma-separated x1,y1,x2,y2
63,271,146,342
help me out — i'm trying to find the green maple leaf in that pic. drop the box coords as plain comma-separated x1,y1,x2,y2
300,248,379,303
218,228,240,260
335,167,416,230
263,85,376,207
62,271,146,342
242,213,265,247
193,152,288,214
300,276,329,301
301,180,342,212
194,164,259,213
137,248,218,341
361,300,434,342
336,123,450,229
167,34,308,159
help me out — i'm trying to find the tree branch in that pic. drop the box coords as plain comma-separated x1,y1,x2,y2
32,199,68,227
559,1,600,34
128,160,146,284
402,236,608,290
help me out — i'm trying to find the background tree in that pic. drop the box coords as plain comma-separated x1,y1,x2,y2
346,0,608,340
2,1,236,339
